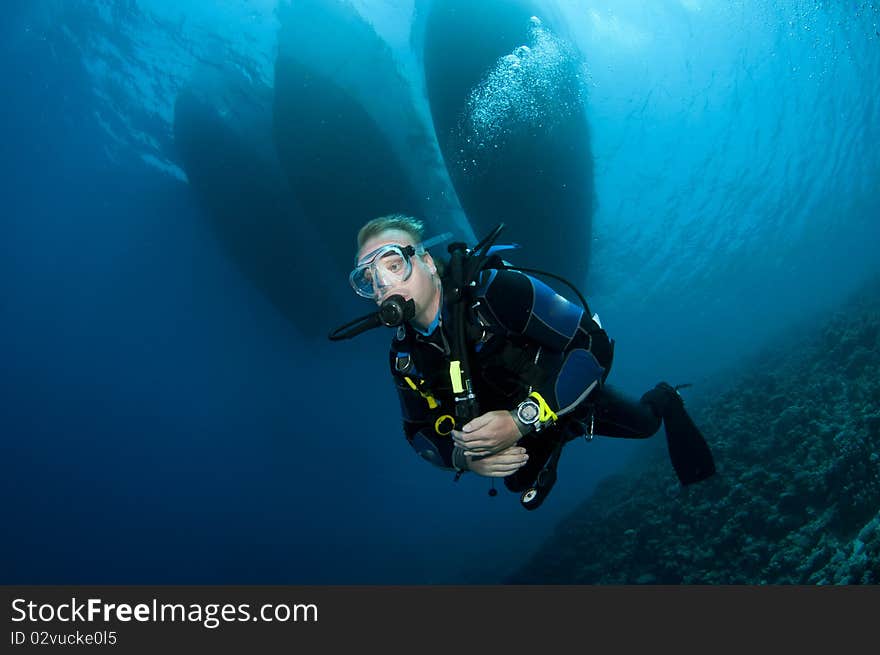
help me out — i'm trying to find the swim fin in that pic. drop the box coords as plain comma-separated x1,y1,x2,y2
518,438,564,511
503,432,565,511
641,382,716,485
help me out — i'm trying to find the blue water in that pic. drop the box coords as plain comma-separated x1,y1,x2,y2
2,0,879,584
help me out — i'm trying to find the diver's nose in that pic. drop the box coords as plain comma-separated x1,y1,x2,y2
374,281,398,303
373,278,390,299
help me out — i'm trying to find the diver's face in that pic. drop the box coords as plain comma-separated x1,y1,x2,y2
356,229,438,311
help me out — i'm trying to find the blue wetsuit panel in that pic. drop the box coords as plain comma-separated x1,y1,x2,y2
555,349,605,411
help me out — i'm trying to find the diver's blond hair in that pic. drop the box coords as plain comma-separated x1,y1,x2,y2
356,214,425,250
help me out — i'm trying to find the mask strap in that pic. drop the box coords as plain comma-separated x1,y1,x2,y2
417,231,453,253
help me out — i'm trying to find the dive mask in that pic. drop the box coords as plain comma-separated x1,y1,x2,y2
349,243,420,299
349,232,452,300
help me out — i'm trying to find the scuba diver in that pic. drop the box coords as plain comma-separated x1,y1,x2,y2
330,214,716,510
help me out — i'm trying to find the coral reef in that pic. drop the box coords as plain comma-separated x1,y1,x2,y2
509,277,880,584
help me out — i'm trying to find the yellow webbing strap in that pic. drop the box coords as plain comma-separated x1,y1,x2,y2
404,376,439,409
528,391,558,425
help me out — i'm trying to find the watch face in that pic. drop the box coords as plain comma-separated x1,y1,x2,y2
518,400,540,424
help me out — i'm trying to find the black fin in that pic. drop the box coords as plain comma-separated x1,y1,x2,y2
662,398,716,485
504,435,565,511
643,383,716,485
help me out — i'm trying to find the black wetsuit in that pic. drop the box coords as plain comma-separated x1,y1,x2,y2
389,268,671,503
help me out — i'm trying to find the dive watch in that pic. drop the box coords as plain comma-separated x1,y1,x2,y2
516,398,542,429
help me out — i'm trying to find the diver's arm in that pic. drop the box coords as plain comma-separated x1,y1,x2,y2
451,409,524,457
394,376,461,471
476,269,608,425
476,268,600,353
405,425,460,471
397,382,528,475
465,446,530,477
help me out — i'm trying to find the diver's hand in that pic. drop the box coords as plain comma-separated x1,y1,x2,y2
466,446,529,478
452,410,522,456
